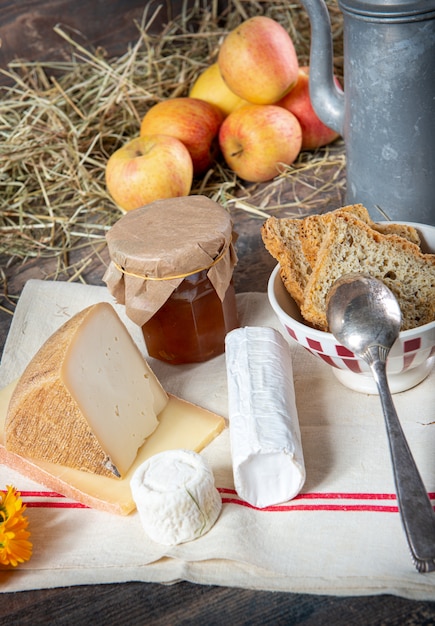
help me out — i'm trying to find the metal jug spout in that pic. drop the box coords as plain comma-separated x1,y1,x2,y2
298,0,345,136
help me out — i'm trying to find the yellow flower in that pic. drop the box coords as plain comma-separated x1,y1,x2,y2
0,485,32,567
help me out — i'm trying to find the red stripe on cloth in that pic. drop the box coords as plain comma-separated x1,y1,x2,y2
295,491,397,500
218,489,435,500
218,489,435,513
220,497,400,513
14,489,435,512
25,501,89,509
19,491,64,498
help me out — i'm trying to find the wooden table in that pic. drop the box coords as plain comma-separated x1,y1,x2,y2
2,2,435,623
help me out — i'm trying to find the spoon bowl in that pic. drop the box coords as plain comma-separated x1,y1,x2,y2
326,273,401,357
326,273,435,573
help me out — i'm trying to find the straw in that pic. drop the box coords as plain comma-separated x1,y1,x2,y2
0,0,345,311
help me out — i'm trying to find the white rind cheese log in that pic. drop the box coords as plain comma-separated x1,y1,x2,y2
225,326,305,508
131,449,222,545
5,302,168,479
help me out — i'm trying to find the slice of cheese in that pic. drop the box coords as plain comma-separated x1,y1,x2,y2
0,380,225,515
4,302,169,478
131,449,222,545
225,326,306,508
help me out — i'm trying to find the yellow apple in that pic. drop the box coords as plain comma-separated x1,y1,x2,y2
217,16,299,105
189,63,247,117
218,104,302,182
140,97,224,175
105,135,193,212
276,66,341,151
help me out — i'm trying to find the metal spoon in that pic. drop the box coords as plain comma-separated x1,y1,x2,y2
326,273,435,573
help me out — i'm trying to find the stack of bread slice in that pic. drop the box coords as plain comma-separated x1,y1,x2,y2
262,204,435,331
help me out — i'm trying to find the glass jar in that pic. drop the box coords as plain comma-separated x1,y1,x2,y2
104,195,239,364
142,269,238,364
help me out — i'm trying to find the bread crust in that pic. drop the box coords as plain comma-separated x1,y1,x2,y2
261,216,312,307
299,204,370,267
299,204,421,270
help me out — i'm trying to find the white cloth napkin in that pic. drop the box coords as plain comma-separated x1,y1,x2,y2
1,279,435,598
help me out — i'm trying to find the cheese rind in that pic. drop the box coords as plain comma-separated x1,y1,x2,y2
0,382,226,515
131,449,222,544
4,303,168,478
225,326,305,508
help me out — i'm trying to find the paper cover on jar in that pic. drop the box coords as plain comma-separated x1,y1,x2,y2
103,195,237,326
225,326,305,508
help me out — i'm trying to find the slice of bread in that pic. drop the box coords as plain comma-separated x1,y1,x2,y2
301,212,435,331
298,205,369,268
374,221,421,245
261,216,312,308
299,204,421,269
260,208,370,306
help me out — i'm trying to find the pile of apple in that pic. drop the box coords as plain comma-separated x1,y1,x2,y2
106,16,340,212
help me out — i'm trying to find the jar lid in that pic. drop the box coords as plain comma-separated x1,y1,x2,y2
103,196,237,326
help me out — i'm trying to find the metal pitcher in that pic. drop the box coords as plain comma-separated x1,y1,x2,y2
299,0,435,225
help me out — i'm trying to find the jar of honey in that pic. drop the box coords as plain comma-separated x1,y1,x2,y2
104,195,239,364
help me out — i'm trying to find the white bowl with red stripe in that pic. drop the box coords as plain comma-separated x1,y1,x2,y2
268,222,435,394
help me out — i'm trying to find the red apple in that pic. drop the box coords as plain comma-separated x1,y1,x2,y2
276,66,341,151
105,135,193,212
140,97,224,175
219,104,302,182
189,63,247,117
217,16,299,105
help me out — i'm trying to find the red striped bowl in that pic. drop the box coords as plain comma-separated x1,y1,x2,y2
267,222,435,394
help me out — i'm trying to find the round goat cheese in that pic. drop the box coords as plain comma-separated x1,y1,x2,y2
131,449,222,545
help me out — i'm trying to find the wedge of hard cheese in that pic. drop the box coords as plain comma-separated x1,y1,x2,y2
0,380,225,515
4,302,169,479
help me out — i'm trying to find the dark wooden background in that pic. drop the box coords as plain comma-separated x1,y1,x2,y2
1,1,435,623
0,0,229,71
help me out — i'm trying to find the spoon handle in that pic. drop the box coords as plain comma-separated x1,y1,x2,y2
370,357,435,572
